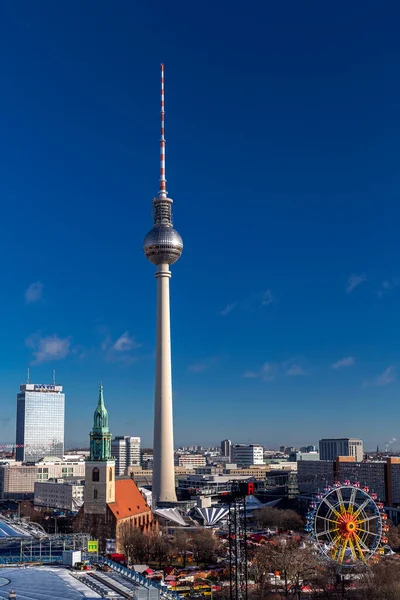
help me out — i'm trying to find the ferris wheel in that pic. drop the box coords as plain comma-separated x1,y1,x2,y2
305,481,388,567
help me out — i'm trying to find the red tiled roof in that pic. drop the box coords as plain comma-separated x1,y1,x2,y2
108,479,151,520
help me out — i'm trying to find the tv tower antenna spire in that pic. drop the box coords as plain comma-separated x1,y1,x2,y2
159,63,167,199
143,65,183,506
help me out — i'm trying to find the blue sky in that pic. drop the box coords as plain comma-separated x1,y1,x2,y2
0,1,398,450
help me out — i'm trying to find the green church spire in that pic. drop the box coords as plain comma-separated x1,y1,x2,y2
93,382,109,433
89,383,112,461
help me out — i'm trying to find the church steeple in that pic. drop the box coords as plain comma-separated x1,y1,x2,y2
93,383,109,432
89,383,112,461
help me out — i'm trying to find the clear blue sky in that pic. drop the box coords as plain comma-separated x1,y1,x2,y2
0,1,398,450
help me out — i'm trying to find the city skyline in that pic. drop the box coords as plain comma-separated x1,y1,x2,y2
0,3,398,450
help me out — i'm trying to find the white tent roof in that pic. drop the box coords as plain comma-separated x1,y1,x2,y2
154,507,187,526
195,506,229,526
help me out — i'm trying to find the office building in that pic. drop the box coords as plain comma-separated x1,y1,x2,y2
143,65,183,505
34,479,85,511
16,383,65,462
232,444,264,467
111,436,141,476
297,457,398,506
319,438,364,462
221,439,232,460
176,454,206,468
0,457,85,500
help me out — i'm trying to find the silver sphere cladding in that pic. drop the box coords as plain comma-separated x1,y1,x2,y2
143,225,183,265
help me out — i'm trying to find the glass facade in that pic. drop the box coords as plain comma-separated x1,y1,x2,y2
16,384,65,462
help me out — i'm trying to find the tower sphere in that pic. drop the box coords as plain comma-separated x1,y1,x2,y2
143,223,183,265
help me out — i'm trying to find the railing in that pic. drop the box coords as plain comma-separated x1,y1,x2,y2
0,555,62,565
95,556,181,600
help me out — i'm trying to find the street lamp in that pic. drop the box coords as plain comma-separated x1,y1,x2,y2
195,577,214,600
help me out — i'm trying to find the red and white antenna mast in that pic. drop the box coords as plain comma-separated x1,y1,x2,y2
159,63,167,198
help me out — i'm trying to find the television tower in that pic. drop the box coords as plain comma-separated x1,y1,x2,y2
143,64,183,505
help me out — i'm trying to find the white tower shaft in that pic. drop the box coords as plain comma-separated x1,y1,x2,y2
153,263,177,503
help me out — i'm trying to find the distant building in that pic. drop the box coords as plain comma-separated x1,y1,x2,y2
290,451,320,462
16,383,65,462
232,444,264,467
221,439,232,460
141,451,154,470
34,479,84,511
0,458,85,500
300,445,316,453
111,436,141,476
319,438,363,462
297,457,400,506
176,454,206,468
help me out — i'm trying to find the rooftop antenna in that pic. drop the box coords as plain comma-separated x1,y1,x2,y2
27,367,30,384
52,369,56,385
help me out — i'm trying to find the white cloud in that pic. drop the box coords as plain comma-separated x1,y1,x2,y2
244,358,308,381
220,303,236,316
113,331,139,352
101,331,141,364
346,274,366,293
243,362,277,382
26,334,70,364
332,356,355,369
25,282,44,304
260,362,277,381
221,289,276,316
286,364,306,376
364,366,396,387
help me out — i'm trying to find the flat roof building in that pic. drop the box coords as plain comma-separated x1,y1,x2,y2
319,438,363,462
16,384,65,462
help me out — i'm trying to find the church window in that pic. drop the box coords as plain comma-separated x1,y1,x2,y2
94,489,98,499
92,467,99,482
109,467,113,482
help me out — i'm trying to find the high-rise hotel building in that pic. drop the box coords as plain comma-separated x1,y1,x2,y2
16,384,65,462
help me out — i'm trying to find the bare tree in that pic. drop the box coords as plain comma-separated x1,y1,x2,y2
191,529,217,565
252,536,318,598
255,507,304,532
148,528,171,569
171,529,191,567
118,523,151,564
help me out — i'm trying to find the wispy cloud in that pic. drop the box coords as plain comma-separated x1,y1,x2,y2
221,289,276,316
332,356,355,369
285,364,306,377
243,362,277,382
346,274,367,293
261,290,274,307
25,281,44,304
101,331,141,364
113,331,139,352
377,279,400,298
364,366,396,387
220,303,236,316
244,358,306,381
187,356,220,373
26,333,70,364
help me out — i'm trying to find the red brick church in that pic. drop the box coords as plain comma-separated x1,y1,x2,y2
74,385,155,550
